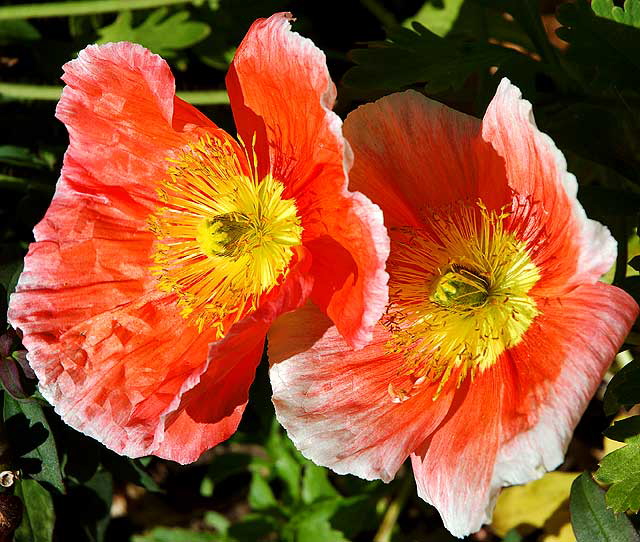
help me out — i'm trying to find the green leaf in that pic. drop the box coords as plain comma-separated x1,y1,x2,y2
603,360,640,415
502,529,523,542
0,146,49,169
290,516,350,542
343,22,527,95
228,514,278,542
0,258,22,304
556,1,640,92
248,472,278,511
570,472,640,541
132,527,223,542
283,499,348,542
3,394,64,492
206,453,253,485
604,416,640,443
0,20,40,45
265,419,302,502
329,495,379,540
301,464,338,504
403,0,465,37
593,0,640,28
80,470,113,542
204,511,231,535
101,452,161,493
14,479,55,542
595,441,640,513
97,8,210,58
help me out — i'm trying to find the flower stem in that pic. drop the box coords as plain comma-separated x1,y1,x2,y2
0,0,200,20
177,90,229,105
373,473,414,542
0,83,62,101
359,0,397,29
0,83,229,105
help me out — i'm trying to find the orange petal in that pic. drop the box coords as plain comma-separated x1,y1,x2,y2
154,317,269,463
8,42,227,459
269,302,455,482
344,90,510,230
482,79,616,286
12,287,217,457
305,192,389,349
227,13,344,194
410,282,638,537
57,42,208,205
227,13,389,348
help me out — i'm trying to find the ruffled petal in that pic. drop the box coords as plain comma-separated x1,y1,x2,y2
410,369,503,538
226,13,344,194
491,282,637,499
153,317,269,464
227,13,389,348
344,90,510,230
56,42,202,207
11,285,217,457
482,78,616,285
269,302,455,482
410,282,638,538
8,42,232,458
305,193,389,349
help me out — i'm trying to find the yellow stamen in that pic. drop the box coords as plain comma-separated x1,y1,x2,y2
384,200,540,400
149,134,303,335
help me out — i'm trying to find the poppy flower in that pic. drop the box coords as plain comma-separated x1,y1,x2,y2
8,13,389,464
268,80,638,537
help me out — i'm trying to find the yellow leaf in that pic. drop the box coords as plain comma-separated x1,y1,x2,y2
491,471,578,542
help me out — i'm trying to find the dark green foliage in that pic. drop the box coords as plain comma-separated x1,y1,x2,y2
3,394,64,493
14,479,55,542
343,22,525,95
604,360,640,416
570,473,640,542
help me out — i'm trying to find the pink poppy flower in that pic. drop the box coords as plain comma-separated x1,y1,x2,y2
268,80,638,537
8,13,389,464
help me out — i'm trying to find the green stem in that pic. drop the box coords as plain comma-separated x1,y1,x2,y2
0,0,199,20
359,0,397,29
0,83,62,101
373,474,413,542
178,90,229,105
0,83,229,105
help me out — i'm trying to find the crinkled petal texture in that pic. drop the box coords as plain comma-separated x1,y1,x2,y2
9,42,229,460
227,12,389,349
8,40,284,463
9,13,389,464
269,80,638,538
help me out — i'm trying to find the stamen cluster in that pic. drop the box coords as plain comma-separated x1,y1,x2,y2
149,134,303,335
384,200,540,401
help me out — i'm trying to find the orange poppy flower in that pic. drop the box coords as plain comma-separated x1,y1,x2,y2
8,13,389,464
268,80,638,537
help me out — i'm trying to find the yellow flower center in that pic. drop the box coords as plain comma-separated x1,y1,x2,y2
384,200,540,401
149,134,303,336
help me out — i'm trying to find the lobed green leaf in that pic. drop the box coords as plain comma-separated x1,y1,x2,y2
97,8,210,58
3,394,64,492
595,442,640,513
593,0,640,28
603,360,640,415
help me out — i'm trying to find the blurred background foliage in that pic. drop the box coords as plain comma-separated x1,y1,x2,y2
2,0,640,540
